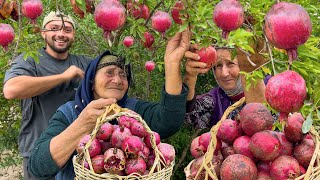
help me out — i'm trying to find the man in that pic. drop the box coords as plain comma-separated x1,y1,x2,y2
3,11,92,179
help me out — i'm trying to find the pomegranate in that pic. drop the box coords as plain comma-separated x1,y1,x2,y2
145,61,156,72
265,70,307,121
270,155,300,180
271,132,293,156
284,112,305,143
99,140,112,152
217,119,241,144
249,131,281,162
221,142,236,159
130,121,148,138
157,143,175,166
233,135,255,160
213,0,244,39
293,138,315,169
264,2,312,63
96,122,114,141
196,46,218,68
125,157,147,175
76,135,101,158
123,36,134,48
171,1,184,25
21,0,43,24
300,165,306,175
144,131,160,149
110,126,132,148
151,11,172,37
142,32,155,48
104,148,126,174
121,136,144,158
239,103,273,136
118,115,136,129
190,136,206,158
94,0,126,41
198,132,211,151
127,0,150,20
92,155,105,174
0,23,15,52
146,153,155,169
220,154,257,180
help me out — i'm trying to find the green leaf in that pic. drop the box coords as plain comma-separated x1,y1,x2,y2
179,23,189,32
76,0,86,13
302,113,313,133
317,109,320,120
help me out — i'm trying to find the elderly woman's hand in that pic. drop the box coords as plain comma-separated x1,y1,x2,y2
184,44,211,79
75,98,116,134
164,29,191,65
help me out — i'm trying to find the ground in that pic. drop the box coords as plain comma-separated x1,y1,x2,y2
0,151,23,180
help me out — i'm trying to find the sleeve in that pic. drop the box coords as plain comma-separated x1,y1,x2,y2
3,54,36,83
184,92,215,129
134,84,189,139
28,111,70,179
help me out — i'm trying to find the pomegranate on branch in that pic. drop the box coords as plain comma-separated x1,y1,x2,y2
264,2,312,63
21,0,43,25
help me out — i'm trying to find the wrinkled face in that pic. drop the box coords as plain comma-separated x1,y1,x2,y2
41,20,75,54
214,49,240,90
93,65,129,100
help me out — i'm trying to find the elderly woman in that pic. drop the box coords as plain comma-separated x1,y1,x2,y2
184,46,267,129
28,30,191,179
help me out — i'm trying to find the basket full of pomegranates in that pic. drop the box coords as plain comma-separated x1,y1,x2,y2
73,103,175,179
184,97,320,180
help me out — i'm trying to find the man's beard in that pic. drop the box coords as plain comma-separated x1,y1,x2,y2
45,36,74,54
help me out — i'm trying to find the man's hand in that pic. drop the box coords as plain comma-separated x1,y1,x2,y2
62,65,85,81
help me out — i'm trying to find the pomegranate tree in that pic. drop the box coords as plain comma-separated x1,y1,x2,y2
127,0,150,20
151,11,172,37
94,0,126,44
0,23,15,52
196,46,217,68
264,2,312,63
21,0,43,24
213,0,244,39
265,70,307,121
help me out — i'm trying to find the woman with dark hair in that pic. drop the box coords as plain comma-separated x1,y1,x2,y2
28,30,192,179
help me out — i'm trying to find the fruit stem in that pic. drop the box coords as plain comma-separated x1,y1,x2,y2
222,31,229,40
2,46,8,52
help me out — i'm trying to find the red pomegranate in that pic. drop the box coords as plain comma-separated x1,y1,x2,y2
0,23,15,52
21,0,43,24
94,0,126,42
171,1,184,25
213,0,244,39
151,11,172,37
264,2,312,63
270,155,300,179
145,61,156,72
265,70,306,121
123,36,134,48
220,154,258,180
142,32,155,49
196,46,218,68
217,119,242,144
104,148,126,174
157,143,176,166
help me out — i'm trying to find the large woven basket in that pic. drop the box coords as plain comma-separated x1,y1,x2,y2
73,103,174,180
184,97,320,180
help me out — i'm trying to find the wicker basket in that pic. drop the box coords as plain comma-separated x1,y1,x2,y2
184,97,320,180
73,103,174,180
